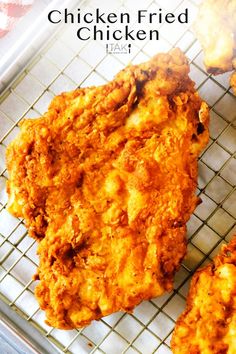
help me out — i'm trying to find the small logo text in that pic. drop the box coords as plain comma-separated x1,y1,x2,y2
106,43,131,54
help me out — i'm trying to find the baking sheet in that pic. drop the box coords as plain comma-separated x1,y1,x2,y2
0,0,81,92
0,0,236,353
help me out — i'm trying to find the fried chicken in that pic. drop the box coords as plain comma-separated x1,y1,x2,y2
171,237,236,354
194,0,236,94
230,71,236,95
6,48,209,329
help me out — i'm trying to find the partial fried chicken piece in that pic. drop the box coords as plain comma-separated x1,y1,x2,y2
6,49,209,329
171,237,236,354
230,71,236,95
194,0,236,93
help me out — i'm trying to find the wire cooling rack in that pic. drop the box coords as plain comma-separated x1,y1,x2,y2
0,0,236,353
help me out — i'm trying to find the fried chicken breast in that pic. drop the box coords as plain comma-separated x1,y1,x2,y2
194,0,236,94
6,49,209,329
171,237,236,354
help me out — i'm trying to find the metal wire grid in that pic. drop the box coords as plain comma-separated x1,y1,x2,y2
0,0,236,353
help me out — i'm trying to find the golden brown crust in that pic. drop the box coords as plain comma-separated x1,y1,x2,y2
171,237,236,354
230,71,236,95
6,48,209,329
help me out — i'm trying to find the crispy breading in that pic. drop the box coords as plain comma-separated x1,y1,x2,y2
171,237,236,354
194,0,236,93
230,71,236,95
6,49,209,329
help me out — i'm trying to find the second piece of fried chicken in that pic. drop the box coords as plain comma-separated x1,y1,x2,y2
194,0,236,94
230,71,236,94
6,49,209,329
171,237,236,354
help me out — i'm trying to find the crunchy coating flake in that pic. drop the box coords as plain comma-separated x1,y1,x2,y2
171,237,236,354
6,49,209,329
194,0,236,93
